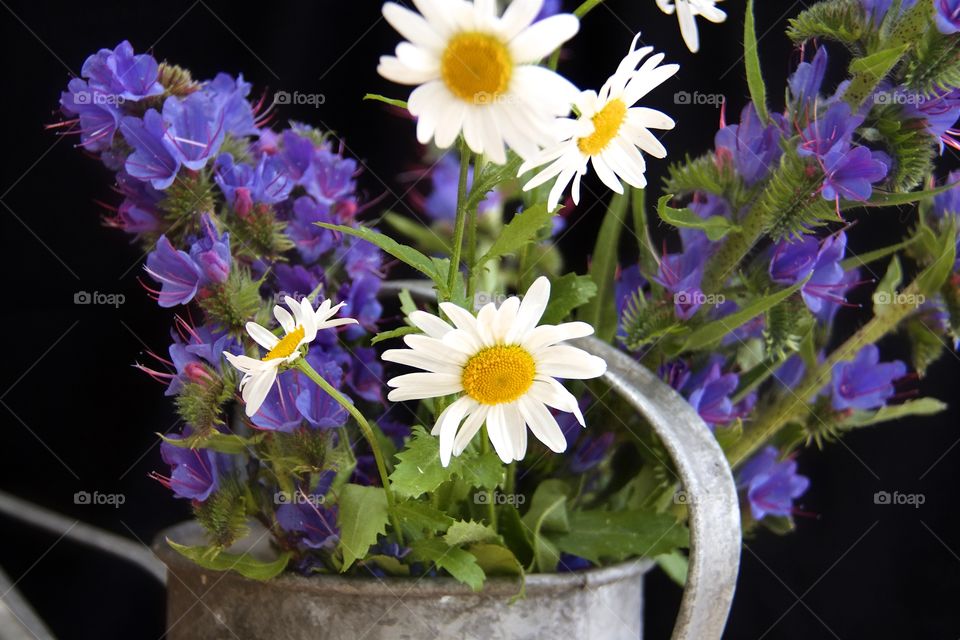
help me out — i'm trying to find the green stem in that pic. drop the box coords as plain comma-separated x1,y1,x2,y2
701,204,765,294
296,359,404,543
465,154,485,305
446,138,472,299
573,0,606,18
726,279,925,467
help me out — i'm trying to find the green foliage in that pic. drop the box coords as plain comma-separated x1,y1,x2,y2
475,203,553,267
193,476,249,549
410,539,486,591
904,315,946,375
391,500,454,539
620,296,684,352
444,520,500,546
229,203,295,258
521,480,570,572
580,192,629,342
756,147,834,239
787,0,868,50
541,273,597,324
160,429,265,455
664,152,745,204
845,44,911,109
173,371,231,435
158,171,214,236
337,484,389,571
657,194,741,241
389,426,503,499
166,540,290,581
839,397,947,428
198,268,264,330
764,297,813,361
370,325,420,345
363,93,408,109
549,510,689,565
864,104,936,192
744,0,769,123
902,30,960,94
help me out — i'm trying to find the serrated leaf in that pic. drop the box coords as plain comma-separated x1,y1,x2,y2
468,543,524,577
159,431,264,455
916,218,957,297
744,0,769,123
549,510,689,564
444,520,500,546
363,93,408,109
581,192,629,341
410,538,486,591
873,256,903,317
383,211,450,254
166,540,290,581
541,273,597,324
656,194,741,241
371,325,420,345
521,479,571,534
315,223,444,291
392,499,454,537
476,203,553,267
337,484,389,571
390,426,503,499
840,397,947,428
673,278,807,354
845,44,911,109
467,153,523,214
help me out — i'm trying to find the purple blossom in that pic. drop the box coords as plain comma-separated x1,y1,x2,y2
162,93,226,171
775,355,807,392
188,214,231,285
686,362,741,427
935,0,960,33
157,321,237,396
295,372,349,429
535,0,563,21
347,347,385,403
214,153,293,212
789,46,829,112
902,89,960,153
820,145,888,202
932,171,960,218
862,0,917,25
287,195,337,263
715,103,783,186
273,263,324,301
798,102,863,158
251,371,304,432
59,79,121,152
303,142,358,207
108,171,164,234
81,40,163,101
276,473,339,550
654,243,708,320
338,236,385,280
770,231,853,317
340,275,382,337
423,154,502,222
200,73,259,138
158,434,222,501
144,236,201,307
831,345,907,411
120,110,181,189
737,446,810,521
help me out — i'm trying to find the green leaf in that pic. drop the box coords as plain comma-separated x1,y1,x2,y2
166,540,290,581
337,484,389,571
839,238,917,270
362,554,410,576
467,153,524,214
371,325,420,345
521,480,570,573
389,426,503,499
383,211,450,254
159,431,264,455
580,192,629,341
468,544,524,576
655,551,689,587
845,180,960,210
444,520,500,546
915,218,957,297
549,510,689,564
391,500,454,538
656,194,741,241
410,538,486,591
872,255,903,317
840,397,947,428
541,273,598,324
845,44,911,109
476,203,553,267
787,0,867,48
363,93,408,109
744,0,769,123
673,279,807,354
315,223,444,290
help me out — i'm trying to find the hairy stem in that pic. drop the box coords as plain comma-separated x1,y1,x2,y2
447,138,472,298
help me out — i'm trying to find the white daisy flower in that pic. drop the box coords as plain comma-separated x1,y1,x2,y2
518,35,679,211
223,297,358,417
656,0,727,54
377,0,581,165
382,276,606,466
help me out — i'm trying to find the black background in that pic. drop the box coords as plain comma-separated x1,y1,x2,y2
2,1,959,638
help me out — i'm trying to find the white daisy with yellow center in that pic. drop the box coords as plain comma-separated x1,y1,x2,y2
656,0,727,54
518,35,679,211
223,297,358,417
377,0,581,164
383,276,606,466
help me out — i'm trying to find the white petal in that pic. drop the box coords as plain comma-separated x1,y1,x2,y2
529,377,585,425
438,396,475,466
508,15,580,64
383,2,446,51
243,368,277,417
503,401,528,460
408,310,454,339
403,334,469,364
382,348,464,375
676,0,700,53
499,0,543,39
246,322,279,350
505,276,550,343
485,404,515,463
439,302,480,333
453,405,488,455
492,296,520,342
517,395,567,453
378,55,439,85
274,306,295,333
535,345,608,379
524,321,595,353
387,371,463,389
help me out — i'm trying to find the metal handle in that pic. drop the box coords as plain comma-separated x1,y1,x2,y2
381,280,741,640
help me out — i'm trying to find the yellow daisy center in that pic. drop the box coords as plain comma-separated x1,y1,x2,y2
440,32,513,104
577,98,628,156
461,344,536,405
262,326,305,361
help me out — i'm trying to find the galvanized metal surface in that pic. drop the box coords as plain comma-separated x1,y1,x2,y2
158,520,652,640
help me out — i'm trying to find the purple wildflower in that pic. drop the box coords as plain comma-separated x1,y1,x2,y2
144,236,201,307
423,154,502,222
200,73,260,138
157,434,222,501
251,371,305,433
654,243,708,320
770,231,853,317
81,40,163,101
737,446,810,521
214,153,293,212
59,79,121,152
798,102,863,158
287,195,337,263
686,362,741,427
789,46,829,111
295,372,349,429
276,473,339,550
935,0,960,33
188,214,231,285
820,145,888,202
120,110,181,189
831,345,907,411
162,93,225,171
715,103,783,186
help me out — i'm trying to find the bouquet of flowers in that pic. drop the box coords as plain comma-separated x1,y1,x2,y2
55,0,960,594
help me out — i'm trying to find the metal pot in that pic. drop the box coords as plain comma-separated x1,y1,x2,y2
155,280,742,639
